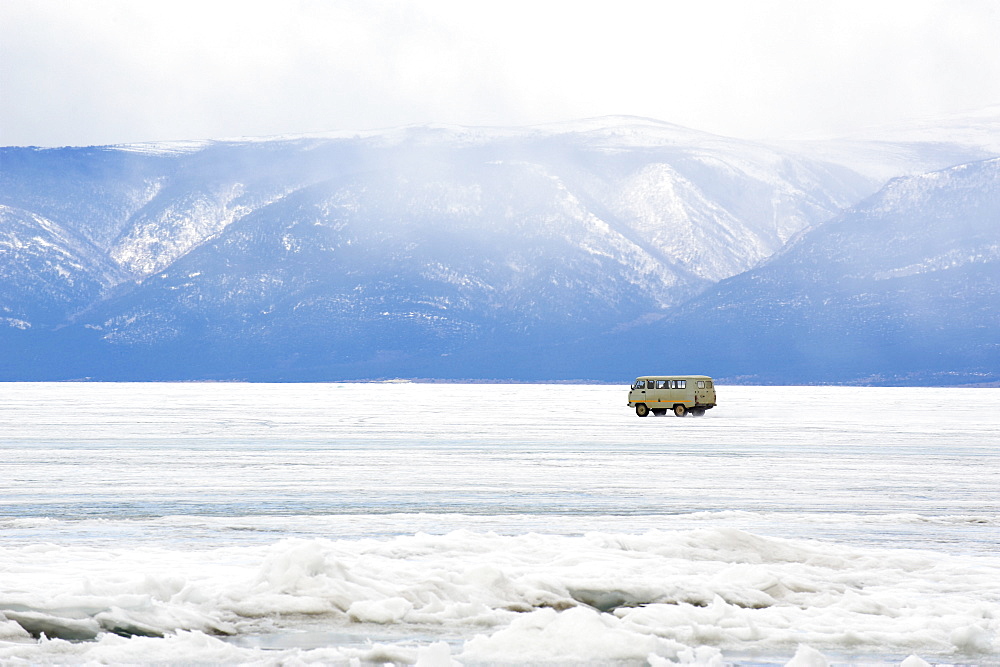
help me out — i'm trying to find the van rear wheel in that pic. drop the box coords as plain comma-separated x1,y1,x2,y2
673,405,687,417
635,404,650,418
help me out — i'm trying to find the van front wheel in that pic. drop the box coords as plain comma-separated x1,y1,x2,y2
673,405,687,417
635,404,650,418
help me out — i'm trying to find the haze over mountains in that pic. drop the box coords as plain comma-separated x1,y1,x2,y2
2,111,998,383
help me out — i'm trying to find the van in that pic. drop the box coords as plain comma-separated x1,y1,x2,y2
628,376,716,417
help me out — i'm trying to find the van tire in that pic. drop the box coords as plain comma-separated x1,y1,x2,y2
690,407,706,417
635,404,650,417
673,405,687,417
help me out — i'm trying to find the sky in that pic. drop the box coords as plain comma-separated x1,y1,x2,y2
2,0,1000,147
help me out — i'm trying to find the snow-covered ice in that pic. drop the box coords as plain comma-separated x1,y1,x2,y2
1,382,997,665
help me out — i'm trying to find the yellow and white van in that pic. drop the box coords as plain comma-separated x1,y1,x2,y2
628,376,717,417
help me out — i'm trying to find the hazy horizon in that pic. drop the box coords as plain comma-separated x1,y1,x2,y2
3,0,1000,147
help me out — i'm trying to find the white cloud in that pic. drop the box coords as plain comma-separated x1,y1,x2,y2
2,0,999,146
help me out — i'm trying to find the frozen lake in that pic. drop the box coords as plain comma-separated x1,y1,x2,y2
1,382,998,665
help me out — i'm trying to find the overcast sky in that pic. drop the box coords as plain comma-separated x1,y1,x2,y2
2,0,999,147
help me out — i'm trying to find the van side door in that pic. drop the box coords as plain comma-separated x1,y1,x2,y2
652,379,669,407
671,379,687,406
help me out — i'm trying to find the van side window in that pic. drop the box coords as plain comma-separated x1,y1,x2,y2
636,380,646,389
676,380,686,389
697,381,705,389
656,380,667,389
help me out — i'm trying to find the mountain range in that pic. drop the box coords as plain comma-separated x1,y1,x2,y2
1,112,998,383
620,157,1000,385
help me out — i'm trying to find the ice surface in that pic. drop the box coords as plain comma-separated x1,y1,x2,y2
1,383,998,665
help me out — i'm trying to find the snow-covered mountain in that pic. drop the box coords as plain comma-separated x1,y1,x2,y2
1,114,998,381
0,118,871,380
637,157,1000,385
0,204,120,328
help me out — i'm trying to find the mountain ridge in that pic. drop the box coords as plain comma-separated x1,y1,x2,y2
2,114,998,382
637,157,1000,385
